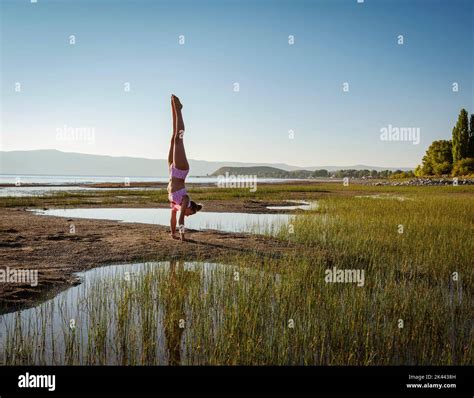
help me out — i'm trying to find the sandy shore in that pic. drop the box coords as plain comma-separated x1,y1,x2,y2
0,199,307,314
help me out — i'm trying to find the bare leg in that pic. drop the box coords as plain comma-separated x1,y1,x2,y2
168,97,177,167
172,96,189,170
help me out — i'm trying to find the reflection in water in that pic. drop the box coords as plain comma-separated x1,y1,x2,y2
163,259,186,365
161,260,203,365
164,260,202,365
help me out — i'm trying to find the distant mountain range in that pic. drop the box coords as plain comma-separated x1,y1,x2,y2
0,150,413,177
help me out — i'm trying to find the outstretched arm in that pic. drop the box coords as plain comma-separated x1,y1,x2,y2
170,209,178,239
178,195,190,241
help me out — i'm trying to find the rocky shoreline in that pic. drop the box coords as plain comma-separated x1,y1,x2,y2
371,178,474,186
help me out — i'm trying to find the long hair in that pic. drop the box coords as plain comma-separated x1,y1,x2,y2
190,200,202,213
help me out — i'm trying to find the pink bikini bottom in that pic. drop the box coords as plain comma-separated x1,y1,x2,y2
169,188,191,211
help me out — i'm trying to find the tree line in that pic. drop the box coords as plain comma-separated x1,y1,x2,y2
234,168,414,179
415,108,474,176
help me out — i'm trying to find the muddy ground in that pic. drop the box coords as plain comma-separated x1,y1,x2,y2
0,199,313,314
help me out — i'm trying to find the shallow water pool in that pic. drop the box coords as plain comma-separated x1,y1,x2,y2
0,261,280,365
266,200,319,211
34,208,292,234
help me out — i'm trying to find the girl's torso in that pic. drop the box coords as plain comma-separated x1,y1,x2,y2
168,164,189,194
168,177,186,194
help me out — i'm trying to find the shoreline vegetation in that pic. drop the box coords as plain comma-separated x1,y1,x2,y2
415,108,474,177
1,180,473,209
211,166,419,179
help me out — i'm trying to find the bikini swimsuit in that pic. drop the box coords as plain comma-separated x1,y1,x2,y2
170,164,189,180
169,187,191,211
169,164,191,210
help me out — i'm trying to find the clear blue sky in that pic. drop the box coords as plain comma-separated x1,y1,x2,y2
1,0,473,167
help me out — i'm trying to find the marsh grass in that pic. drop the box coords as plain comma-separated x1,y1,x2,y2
273,192,473,365
0,186,472,365
0,182,472,207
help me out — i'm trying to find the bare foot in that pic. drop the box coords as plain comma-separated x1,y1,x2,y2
169,233,180,240
171,95,183,110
